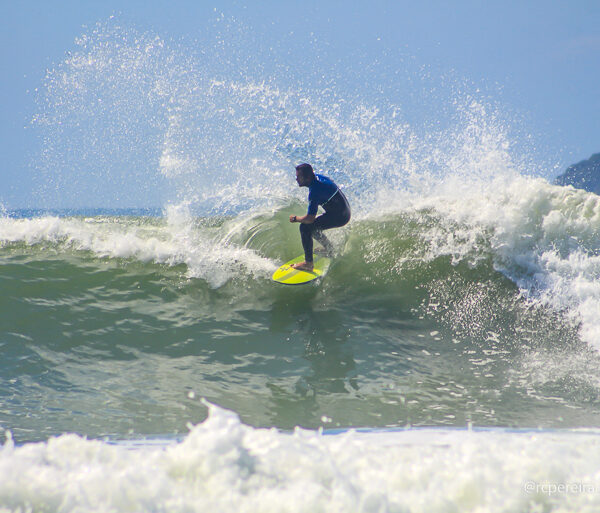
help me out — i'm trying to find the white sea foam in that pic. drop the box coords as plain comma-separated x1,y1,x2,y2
376,173,600,349
1,402,600,512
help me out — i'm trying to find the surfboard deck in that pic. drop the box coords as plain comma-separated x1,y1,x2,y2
272,255,331,285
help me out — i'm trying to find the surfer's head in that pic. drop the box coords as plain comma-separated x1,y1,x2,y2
295,163,314,187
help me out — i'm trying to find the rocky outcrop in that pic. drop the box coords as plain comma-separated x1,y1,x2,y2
554,153,600,194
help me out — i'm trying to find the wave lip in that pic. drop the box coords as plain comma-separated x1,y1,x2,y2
0,212,275,288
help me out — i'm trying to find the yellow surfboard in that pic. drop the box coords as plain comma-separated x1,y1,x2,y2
272,255,331,285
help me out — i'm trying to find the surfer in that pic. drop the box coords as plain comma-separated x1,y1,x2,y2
289,163,350,271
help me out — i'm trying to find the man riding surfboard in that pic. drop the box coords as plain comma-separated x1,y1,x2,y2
289,163,351,271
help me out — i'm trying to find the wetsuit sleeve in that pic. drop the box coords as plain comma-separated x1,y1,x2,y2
306,189,319,215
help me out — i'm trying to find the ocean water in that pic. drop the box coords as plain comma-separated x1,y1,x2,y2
3,19,600,513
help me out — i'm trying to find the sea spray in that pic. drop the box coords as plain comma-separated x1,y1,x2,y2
33,19,532,215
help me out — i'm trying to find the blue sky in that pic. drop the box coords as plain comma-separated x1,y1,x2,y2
2,0,599,208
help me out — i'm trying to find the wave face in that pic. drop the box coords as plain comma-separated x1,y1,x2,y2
2,186,599,443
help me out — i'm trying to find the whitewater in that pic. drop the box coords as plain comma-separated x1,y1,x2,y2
2,18,600,513
2,402,600,512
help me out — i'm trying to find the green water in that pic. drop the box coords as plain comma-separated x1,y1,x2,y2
1,210,596,443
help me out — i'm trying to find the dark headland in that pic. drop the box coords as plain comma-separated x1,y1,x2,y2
554,153,600,194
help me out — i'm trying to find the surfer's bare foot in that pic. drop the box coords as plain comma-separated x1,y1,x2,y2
292,261,314,271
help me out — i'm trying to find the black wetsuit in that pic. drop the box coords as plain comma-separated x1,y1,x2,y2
301,175,351,263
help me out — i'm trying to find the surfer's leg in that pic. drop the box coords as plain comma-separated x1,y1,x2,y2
299,222,314,263
298,199,351,266
312,229,334,256
311,209,347,256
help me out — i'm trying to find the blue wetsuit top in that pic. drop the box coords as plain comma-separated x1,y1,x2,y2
307,174,339,215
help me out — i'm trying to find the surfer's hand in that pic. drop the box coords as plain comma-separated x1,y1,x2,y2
289,215,297,223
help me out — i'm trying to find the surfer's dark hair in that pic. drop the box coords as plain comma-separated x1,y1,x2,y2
295,163,314,178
